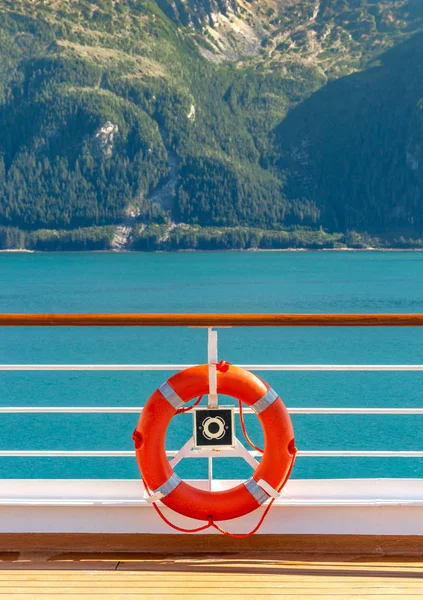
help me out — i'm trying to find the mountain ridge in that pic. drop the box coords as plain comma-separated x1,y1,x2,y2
0,0,423,250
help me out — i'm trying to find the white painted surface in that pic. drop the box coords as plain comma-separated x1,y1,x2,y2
1,479,423,535
207,328,218,407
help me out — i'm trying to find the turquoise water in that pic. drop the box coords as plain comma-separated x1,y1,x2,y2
0,251,422,480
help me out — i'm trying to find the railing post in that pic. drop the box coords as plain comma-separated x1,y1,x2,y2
208,328,218,408
208,457,213,492
207,327,218,490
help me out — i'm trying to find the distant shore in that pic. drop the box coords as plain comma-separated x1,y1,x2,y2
2,247,423,254
0,249,35,253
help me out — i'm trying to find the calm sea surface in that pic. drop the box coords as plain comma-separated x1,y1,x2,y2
0,251,422,480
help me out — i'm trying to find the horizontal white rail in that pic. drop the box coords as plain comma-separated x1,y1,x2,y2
0,451,136,457
1,364,423,371
298,451,423,457
1,406,423,414
0,364,194,371
1,363,422,463
1,450,422,458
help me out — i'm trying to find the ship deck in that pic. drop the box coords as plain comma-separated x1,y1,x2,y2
1,551,423,599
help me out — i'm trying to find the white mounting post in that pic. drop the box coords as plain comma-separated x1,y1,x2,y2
207,327,218,490
208,457,213,492
207,328,218,408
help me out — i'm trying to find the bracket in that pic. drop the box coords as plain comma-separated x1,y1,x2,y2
208,328,218,408
168,436,260,471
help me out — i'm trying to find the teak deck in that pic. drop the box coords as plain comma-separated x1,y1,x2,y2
1,551,423,599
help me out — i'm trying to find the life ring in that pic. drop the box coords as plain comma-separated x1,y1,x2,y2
133,363,295,522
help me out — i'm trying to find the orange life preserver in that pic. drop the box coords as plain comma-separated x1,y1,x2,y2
133,363,295,522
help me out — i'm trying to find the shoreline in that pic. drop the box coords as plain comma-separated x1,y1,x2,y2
2,247,423,254
0,249,35,253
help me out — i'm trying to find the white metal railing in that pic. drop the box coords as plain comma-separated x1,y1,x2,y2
1,315,422,503
1,450,423,458
1,362,423,459
1,406,423,414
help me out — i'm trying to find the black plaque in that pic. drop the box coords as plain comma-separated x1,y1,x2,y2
193,407,235,449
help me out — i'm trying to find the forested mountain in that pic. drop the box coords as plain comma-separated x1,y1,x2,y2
1,0,423,250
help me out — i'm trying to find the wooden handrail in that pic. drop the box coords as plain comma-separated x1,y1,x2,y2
0,314,422,326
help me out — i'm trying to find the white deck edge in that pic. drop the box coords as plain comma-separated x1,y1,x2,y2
1,478,423,535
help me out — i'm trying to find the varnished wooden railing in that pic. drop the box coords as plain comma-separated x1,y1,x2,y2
0,313,422,326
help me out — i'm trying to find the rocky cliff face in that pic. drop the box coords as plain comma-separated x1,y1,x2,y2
158,0,423,69
157,0,240,28
156,0,266,61
95,122,119,157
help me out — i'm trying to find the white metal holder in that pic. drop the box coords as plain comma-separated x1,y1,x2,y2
207,328,218,408
167,327,263,491
145,491,165,504
168,436,260,471
257,478,280,498
207,327,217,488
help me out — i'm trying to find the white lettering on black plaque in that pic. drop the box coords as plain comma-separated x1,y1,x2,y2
193,407,235,449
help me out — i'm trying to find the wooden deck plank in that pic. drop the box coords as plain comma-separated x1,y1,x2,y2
0,591,421,596
1,583,423,591
1,567,423,578
0,563,119,571
2,564,422,572
2,596,423,600
1,568,423,576
0,572,422,583
1,555,423,599
0,579,421,584
0,578,422,586
1,570,423,578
